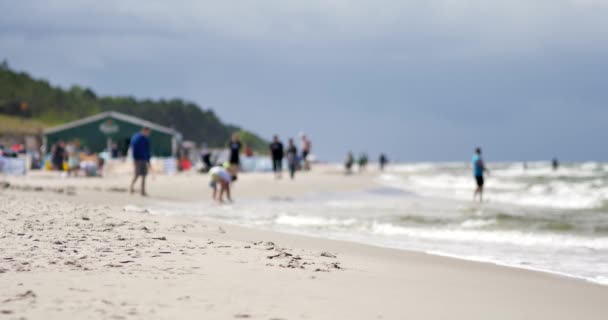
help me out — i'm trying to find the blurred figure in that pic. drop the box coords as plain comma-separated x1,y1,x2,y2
129,127,151,196
66,140,81,176
358,153,368,172
200,143,212,172
300,133,312,171
379,153,389,171
228,133,242,171
286,138,298,180
269,135,284,179
472,147,489,203
345,151,354,174
244,146,254,157
179,153,192,171
110,143,120,158
209,165,237,204
51,140,66,171
552,157,559,171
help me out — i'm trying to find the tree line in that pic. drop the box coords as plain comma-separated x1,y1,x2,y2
0,60,267,151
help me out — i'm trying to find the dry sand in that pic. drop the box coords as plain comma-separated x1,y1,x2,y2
1,167,607,319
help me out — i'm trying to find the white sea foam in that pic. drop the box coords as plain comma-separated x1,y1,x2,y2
460,219,496,228
370,222,608,250
379,162,608,210
274,215,357,227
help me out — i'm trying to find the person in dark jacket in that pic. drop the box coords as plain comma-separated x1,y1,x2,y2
286,138,298,180
228,133,242,170
269,135,284,179
129,127,151,196
52,140,66,171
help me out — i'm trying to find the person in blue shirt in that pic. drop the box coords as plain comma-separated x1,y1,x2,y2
472,147,489,203
129,127,151,196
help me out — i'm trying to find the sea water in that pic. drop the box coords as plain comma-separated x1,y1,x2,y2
147,162,608,285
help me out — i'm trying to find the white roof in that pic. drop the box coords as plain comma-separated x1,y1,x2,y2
43,111,179,136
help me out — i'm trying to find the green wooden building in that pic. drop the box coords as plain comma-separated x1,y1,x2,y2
43,111,180,157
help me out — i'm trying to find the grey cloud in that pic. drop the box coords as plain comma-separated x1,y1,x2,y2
1,0,607,160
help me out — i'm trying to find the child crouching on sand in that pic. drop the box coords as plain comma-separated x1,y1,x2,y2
209,165,237,204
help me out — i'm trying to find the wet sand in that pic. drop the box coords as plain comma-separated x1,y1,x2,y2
1,167,607,319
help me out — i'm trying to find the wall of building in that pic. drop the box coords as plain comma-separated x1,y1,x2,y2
45,116,174,156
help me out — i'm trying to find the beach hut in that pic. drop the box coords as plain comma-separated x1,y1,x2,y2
43,111,180,157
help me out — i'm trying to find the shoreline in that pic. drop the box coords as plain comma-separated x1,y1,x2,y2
1,169,608,319
2,168,607,287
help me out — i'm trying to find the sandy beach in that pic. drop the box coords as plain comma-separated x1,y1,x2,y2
1,167,607,319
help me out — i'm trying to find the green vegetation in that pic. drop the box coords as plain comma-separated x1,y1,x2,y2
0,114,47,134
0,60,267,150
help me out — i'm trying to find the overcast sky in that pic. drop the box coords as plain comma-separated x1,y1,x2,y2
1,0,607,161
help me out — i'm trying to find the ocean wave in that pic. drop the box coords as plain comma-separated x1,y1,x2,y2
370,222,608,250
377,166,608,210
274,215,358,227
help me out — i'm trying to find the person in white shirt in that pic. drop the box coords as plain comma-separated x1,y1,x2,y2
209,165,237,204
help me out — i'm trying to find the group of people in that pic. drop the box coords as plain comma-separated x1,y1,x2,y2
124,126,497,206
49,140,102,176
345,152,388,174
268,134,311,180
127,129,314,202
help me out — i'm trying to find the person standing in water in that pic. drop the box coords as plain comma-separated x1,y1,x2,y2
269,135,284,179
379,153,388,171
130,127,151,196
472,147,489,203
552,157,559,171
228,133,242,171
286,138,298,180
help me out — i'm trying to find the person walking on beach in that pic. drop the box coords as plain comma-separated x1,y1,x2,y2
345,151,355,174
472,147,489,203
209,165,237,204
269,135,284,179
129,127,151,196
228,133,242,171
300,134,312,171
358,153,368,172
286,138,298,180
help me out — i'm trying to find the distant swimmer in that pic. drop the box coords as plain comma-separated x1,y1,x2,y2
472,147,489,203
379,153,388,171
552,157,559,171
269,135,284,179
209,165,237,204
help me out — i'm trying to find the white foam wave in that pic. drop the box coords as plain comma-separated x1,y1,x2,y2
460,219,496,228
370,222,608,250
426,250,608,286
377,166,608,210
274,215,357,227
